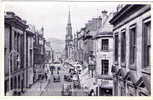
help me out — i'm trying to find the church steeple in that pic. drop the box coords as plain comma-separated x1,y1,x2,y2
68,9,71,25
65,8,73,59
66,8,72,38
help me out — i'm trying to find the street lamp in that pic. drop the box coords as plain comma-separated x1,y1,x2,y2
7,49,20,96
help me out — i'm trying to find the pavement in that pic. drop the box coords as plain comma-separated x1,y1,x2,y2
21,79,49,96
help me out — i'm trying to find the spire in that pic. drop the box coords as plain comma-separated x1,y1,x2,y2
68,8,71,25
41,26,44,36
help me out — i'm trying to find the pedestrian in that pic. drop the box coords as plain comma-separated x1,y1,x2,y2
89,89,95,96
45,72,47,81
47,71,51,84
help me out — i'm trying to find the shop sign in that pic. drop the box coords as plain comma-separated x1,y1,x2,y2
101,80,112,87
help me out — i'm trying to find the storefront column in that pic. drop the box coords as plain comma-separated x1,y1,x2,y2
98,86,100,96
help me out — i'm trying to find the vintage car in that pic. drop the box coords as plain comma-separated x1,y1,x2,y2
72,74,81,88
61,84,72,96
64,74,72,82
53,74,60,82
73,80,81,89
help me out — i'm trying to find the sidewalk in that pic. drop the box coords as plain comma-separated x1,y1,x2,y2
21,79,49,96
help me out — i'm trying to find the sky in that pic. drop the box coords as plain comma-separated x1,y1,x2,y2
4,1,118,40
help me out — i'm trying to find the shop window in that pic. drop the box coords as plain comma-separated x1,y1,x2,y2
143,19,151,68
101,60,109,75
11,78,13,90
121,87,126,96
129,25,137,69
18,76,20,89
5,80,9,95
101,39,109,51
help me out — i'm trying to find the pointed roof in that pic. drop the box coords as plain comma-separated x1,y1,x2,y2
68,9,71,25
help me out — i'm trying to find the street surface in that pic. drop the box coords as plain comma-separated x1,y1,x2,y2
41,64,85,96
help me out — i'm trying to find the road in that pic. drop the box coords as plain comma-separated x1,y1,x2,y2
41,64,85,96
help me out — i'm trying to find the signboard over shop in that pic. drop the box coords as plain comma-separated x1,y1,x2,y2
98,79,113,88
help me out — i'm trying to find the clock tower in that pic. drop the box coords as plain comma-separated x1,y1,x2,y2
65,9,73,59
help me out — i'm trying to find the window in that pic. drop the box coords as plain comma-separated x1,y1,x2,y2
121,30,126,63
30,50,33,67
129,25,136,66
9,28,12,51
114,34,118,62
101,60,109,75
143,20,151,68
14,32,17,51
101,39,109,51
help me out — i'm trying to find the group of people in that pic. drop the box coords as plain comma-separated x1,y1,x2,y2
44,64,61,81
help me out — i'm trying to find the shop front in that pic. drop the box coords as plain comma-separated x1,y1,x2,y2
97,77,113,96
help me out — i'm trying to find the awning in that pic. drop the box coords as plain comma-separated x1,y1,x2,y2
111,65,120,74
118,68,128,79
124,71,140,84
142,76,151,93
134,75,151,94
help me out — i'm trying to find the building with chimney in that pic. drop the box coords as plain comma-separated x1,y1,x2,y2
93,11,114,96
110,4,151,96
65,10,73,60
83,17,102,75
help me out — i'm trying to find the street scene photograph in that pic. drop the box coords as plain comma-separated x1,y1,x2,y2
4,1,151,96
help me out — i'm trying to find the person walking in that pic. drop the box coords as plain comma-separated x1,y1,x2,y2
47,70,51,83
89,89,95,96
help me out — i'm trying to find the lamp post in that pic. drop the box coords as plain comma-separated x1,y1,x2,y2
8,49,20,95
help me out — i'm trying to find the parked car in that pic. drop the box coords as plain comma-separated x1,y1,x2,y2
53,74,60,82
73,80,81,89
72,74,81,88
61,84,72,96
64,74,72,82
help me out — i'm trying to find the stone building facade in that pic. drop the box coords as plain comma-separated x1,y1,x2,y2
45,41,52,63
110,4,151,96
26,25,34,88
93,11,114,96
76,28,85,65
82,17,102,69
5,12,28,95
33,28,46,82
